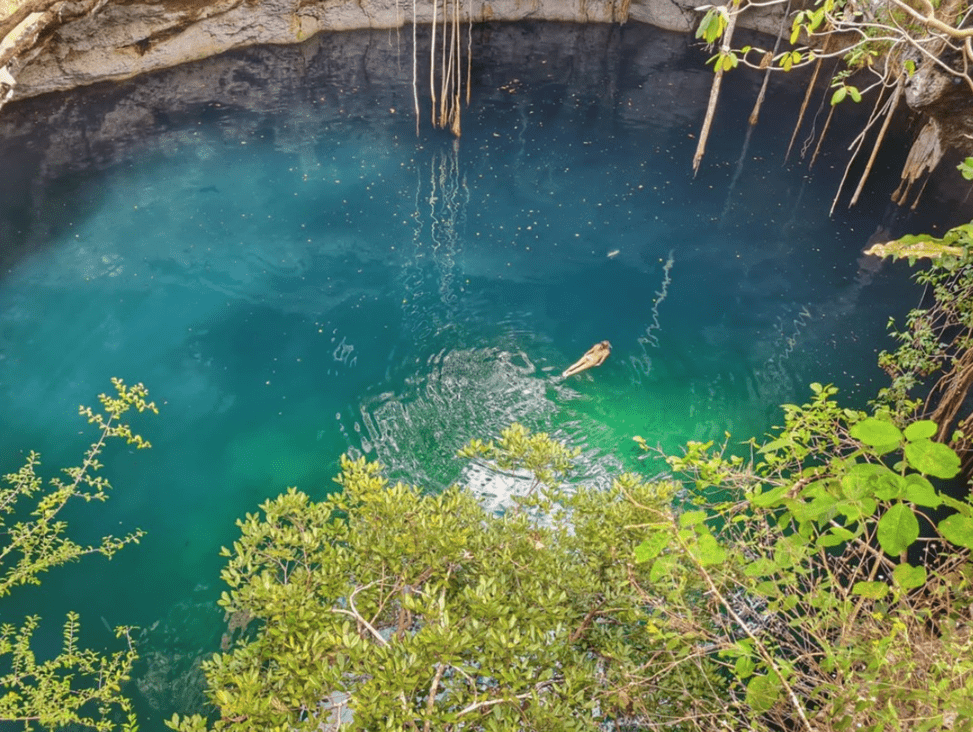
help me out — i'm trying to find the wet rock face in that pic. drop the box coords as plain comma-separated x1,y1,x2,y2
6,0,789,100
904,60,973,153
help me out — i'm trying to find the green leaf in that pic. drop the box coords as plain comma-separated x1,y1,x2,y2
735,653,756,679
852,581,889,599
903,474,942,508
679,510,707,528
877,502,919,555
689,530,727,567
750,484,788,507
892,562,927,590
959,157,973,181
904,420,937,441
841,462,895,500
831,86,847,106
939,514,973,550
848,86,862,102
650,554,679,582
746,674,781,713
696,8,727,44
904,439,961,479
850,417,903,447
743,557,776,577
634,532,668,563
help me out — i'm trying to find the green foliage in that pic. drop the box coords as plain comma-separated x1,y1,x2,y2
457,422,580,507
829,83,861,106
0,379,156,730
170,430,728,731
654,385,973,731
873,222,973,448
960,157,973,182
695,6,729,45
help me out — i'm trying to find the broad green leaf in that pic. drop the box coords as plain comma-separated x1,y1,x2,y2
903,474,942,508
892,562,926,590
939,514,973,550
650,554,679,582
877,502,919,555
690,530,727,567
634,532,668,563
852,581,889,599
743,557,776,578
848,86,862,102
817,529,850,548
679,510,707,528
831,86,847,106
773,534,808,569
750,484,789,507
746,674,781,713
850,417,902,447
801,494,839,520
735,654,756,679
758,436,791,454
841,462,889,499
904,420,937,442
904,439,961,479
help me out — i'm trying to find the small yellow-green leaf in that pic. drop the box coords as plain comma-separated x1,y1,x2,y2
892,562,926,590
852,581,889,599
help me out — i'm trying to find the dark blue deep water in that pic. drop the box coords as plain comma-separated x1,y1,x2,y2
0,21,969,726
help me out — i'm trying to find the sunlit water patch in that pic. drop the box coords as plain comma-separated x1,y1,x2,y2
0,21,968,728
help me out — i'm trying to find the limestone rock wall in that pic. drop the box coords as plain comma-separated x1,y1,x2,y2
4,0,787,100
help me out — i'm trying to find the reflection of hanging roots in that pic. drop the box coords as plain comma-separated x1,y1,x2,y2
643,250,675,349
630,250,675,381
765,305,812,371
429,139,468,311
404,140,469,335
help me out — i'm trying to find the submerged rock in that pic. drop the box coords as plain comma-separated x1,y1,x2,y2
134,587,224,718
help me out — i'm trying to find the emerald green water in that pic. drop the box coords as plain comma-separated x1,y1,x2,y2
0,21,962,726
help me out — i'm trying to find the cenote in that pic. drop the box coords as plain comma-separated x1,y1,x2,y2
0,20,970,726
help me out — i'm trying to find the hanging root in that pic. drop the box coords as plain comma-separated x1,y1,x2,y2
412,0,420,135
750,0,792,127
848,81,902,207
929,345,973,445
425,0,466,136
808,102,835,170
787,57,822,160
785,29,833,162
829,82,891,215
693,4,739,175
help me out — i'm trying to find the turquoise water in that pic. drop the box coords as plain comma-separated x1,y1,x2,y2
0,21,964,726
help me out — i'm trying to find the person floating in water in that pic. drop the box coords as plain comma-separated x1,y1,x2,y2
562,341,611,378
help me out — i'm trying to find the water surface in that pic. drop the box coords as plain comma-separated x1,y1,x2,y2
0,21,966,726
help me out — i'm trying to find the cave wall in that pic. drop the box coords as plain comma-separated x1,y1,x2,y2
3,0,787,100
